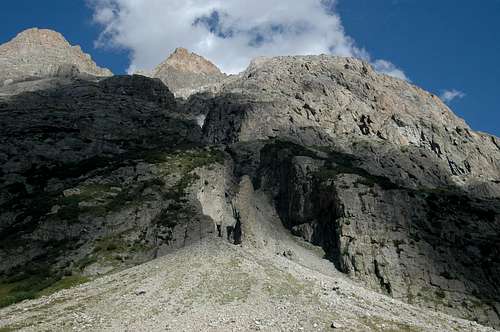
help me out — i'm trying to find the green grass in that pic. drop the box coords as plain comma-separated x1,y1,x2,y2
0,272,89,309
0,272,55,308
85,235,154,271
50,178,166,224
36,276,90,297
142,147,224,167
92,236,150,255
36,147,224,226
75,255,98,270
315,164,399,190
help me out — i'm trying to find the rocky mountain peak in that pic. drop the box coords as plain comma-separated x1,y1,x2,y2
157,47,223,76
145,47,227,98
8,28,69,47
0,27,112,85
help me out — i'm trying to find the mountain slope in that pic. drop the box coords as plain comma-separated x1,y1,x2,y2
0,218,496,332
0,28,112,86
192,55,500,326
201,55,499,186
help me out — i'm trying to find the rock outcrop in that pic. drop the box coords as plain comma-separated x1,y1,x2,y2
193,56,500,326
0,74,219,281
194,55,500,326
0,28,112,85
201,55,499,192
234,139,500,327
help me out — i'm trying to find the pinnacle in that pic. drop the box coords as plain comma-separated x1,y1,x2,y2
171,47,189,55
12,27,68,45
160,47,223,75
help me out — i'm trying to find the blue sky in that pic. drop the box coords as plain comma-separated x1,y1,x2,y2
336,0,500,136
0,0,499,136
0,0,129,74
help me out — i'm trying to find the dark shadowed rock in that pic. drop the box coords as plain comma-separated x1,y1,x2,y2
0,75,219,284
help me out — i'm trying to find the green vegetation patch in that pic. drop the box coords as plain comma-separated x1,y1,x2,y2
73,234,155,275
91,236,152,262
0,270,89,309
51,178,166,224
314,157,399,191
36,275,90,297
142,147,225,168
0,326,18,332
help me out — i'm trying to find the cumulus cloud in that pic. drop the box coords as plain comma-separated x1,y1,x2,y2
440,89,466,103
87,0,407,79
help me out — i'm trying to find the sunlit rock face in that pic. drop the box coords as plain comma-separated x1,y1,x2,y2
140,47,228,98
0,28,112,86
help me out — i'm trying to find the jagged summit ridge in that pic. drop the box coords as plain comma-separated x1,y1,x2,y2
0,28,112,85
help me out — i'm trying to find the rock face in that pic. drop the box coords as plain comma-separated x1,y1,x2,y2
0,28,112,85
146,47,227,98
195,55,500,326
202,56,499,190
239,140,500,326
0,74,222,281
1,29,500,329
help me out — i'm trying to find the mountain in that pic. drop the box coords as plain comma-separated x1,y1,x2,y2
0,30,499,331
0,28,112,86
139,47,227,98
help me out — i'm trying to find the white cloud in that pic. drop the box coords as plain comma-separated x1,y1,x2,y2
440,89,466,103
372,59,409,81
87,0,407,80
